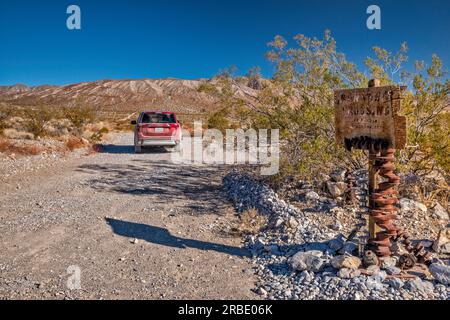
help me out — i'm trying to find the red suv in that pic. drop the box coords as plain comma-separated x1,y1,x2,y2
131,111,182,153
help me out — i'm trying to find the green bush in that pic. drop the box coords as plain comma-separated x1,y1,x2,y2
24,105,53,139
90,127,109,143
63,103,95,130
207,30,450,185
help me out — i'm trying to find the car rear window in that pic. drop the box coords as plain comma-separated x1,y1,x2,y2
141,113,176,124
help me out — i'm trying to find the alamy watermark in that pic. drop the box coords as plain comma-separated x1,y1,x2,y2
67,5,81,30
67,265,81,290
170,122,279,176
367,5,381,30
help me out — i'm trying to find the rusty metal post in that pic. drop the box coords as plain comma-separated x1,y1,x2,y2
368,79,381,240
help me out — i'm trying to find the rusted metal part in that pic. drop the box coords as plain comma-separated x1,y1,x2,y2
366,148,433,267
362,250,379,267
344,136,390,152
344,172,357,206
399,253,417,270
360,263,429,279
368,148,400,257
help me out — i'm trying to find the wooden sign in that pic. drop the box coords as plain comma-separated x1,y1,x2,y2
334,85,407,149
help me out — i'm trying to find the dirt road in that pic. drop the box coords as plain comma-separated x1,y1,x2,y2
0,133,257,299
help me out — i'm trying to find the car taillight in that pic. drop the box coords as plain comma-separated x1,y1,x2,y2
170,123,179,128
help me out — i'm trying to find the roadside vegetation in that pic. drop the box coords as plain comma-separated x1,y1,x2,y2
206,30,449,206
0,101,111,156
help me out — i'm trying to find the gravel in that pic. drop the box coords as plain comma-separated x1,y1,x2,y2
223,171,450,300
0,133,257,300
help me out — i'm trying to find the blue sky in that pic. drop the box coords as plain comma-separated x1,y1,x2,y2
0,0,449,86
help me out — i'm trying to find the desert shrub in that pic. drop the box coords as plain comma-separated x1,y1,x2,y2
65,137,85,151
207,108,230,131
89,127,109,143
398,58,449,177
0,139,43,155
63,103,95,130
198,82,219,95
207,31,367,182
363,47,450,178
0,106,9,135
204,67,257,133
207,31,449,187
246,66,262,90
2,128,34,140
0,104,25,136
24,105,53,139
43,119,72,137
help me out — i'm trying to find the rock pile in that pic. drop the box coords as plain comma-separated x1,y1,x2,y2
223,171,449,300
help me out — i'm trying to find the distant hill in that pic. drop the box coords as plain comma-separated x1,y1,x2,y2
0,78,259,115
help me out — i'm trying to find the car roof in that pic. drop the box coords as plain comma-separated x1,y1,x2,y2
142,111,175,114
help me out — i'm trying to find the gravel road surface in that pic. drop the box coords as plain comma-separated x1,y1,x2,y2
0,133,257,299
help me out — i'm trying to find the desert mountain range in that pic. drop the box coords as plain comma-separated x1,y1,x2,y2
0,78,258,114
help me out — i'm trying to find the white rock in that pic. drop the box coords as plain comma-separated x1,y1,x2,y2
274,218,284,228
366,265,380,275
286,217,299,230
400,198,427,212
385,266,401,275
380,257,397,269
429,263,450,285
404,278,434,294
433,228,450,254
337,268,361,279
326,181,347,198
257,287,268,296
305,191,320,201
289,251,325,272
366,278,384,291
387,278,404,289
432,203,449,221
370,270,387,282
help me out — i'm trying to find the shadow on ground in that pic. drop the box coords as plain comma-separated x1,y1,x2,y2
99,144,169,154
106,218,249,258
77,159,230,215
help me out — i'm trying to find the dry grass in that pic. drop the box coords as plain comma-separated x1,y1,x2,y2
416,182,450,211
2,128,34,140
0,139,43,156
230,208,268,235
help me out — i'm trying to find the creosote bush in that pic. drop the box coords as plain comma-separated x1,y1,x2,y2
24,105,53,139
63,102,96,130
207,30,449,189
90,127,109,143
